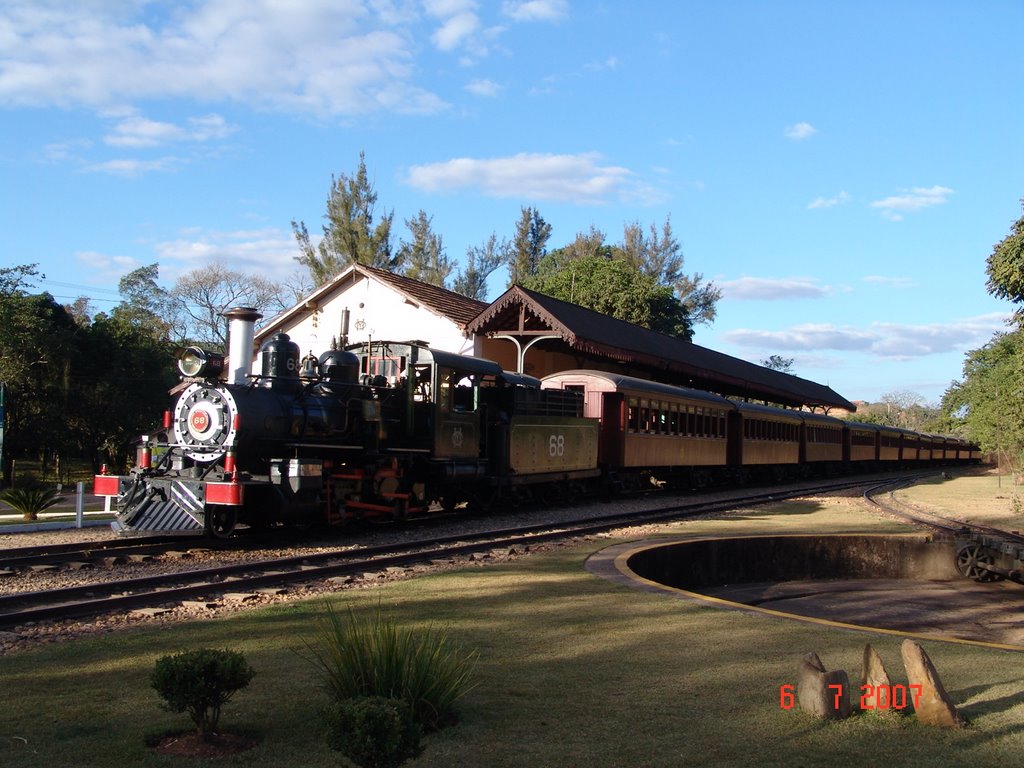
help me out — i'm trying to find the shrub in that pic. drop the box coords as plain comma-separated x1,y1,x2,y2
305,602,477,731
0,485,62,521
151,648,255,737
324,696,422,768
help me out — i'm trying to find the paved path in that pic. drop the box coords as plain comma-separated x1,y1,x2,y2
702,578,1024,648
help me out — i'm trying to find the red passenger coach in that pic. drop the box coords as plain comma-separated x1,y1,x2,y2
541,370,734,489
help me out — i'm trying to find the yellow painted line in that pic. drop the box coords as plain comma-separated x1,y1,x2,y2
606,535,1024,653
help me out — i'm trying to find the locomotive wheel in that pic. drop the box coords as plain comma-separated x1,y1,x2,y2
205,506,237,539
955,544,1003,582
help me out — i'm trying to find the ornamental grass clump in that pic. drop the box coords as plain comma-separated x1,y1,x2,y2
0,485,62,521
305,602,477,732
151,648,255,738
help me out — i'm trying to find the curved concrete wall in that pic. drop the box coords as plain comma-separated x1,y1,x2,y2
627,534,958,590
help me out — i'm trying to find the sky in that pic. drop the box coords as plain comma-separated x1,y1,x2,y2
2,0,1022,406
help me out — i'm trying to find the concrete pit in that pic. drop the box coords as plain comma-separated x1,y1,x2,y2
590,534,1024,649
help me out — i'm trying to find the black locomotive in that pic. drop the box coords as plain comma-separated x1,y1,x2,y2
95,307,597,536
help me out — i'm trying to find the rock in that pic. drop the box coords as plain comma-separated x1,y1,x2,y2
130,607,173,618
861,644,895,714
180,600,220,610
824,669,852,719
797,652,851,719
222,592,260,603
900,639,965,728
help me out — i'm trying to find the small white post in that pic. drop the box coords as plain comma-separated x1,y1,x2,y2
76,481,84,528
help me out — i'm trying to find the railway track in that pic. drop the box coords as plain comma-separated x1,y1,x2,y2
0,472,963,630
0,533,221,570
862,477,1024,583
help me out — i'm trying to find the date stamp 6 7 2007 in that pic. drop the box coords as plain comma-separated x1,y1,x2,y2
779,683,923,711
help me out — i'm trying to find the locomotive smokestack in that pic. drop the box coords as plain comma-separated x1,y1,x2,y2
223,307,263,385
340,308,350,347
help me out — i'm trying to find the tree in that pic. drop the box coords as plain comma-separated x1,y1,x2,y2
761,355,795,373
620,217,721,328
452,233,509,300
559,226,611,261
985,198,1024,323
507,207,551,286
293,152,397,286
397,210,452,288
940,330,1024,473
171,264,284,350
0,266,81,483
523,253,690,337
515,217,719,341
114,264,175,341
70,310,178,471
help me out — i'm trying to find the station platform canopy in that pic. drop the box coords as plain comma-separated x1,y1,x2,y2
466,286,856,412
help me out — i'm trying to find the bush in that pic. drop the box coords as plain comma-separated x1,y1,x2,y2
0,485,62,521
305,602,477,731
324,696,422,768
151,648,255,737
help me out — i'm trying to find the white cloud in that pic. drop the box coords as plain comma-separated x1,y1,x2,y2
723,313,1008,359
720,276,832,301
103,109,236,147
807,191,850,209
153,227,304,282
502,0,569,22
84,157,180,177
0,1,448,117
74,226,304,286
405,152,658,204
870,186,954,221
784,122,817,140
431,11,481,51
465,78,502,97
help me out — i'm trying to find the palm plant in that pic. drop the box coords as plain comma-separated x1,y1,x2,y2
0,485,63,521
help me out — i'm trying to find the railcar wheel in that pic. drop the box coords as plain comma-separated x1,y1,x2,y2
206,506,237,539
955,544,1002,582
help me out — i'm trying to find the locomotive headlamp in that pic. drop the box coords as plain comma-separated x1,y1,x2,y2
178,346,225,379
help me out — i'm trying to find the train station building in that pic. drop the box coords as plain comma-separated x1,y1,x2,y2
255,264,855,413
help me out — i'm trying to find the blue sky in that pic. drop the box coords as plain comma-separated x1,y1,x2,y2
2,0,1022,405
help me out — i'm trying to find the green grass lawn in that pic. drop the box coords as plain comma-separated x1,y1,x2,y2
3,473,1023,767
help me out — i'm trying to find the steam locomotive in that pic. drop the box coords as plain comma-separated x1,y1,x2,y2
94,308,598,536
94,307,979,537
